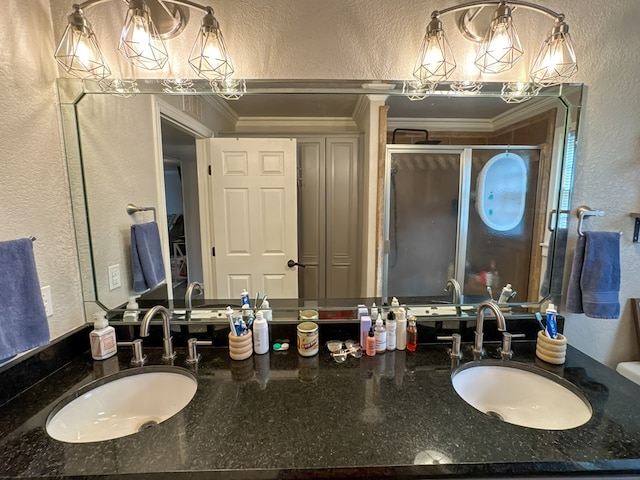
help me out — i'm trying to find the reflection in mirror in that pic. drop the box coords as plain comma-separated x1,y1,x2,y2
59,80,581,316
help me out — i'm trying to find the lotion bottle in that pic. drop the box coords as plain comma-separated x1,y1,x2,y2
396,307,407,350
90,312,117,360
386,311,397,351
374,313,387,353
253,310,269,354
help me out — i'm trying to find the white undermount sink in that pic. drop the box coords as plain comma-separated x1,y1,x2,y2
46,366,197,443
452,361,592,430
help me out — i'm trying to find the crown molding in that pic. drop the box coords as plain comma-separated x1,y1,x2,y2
492,96,559,131
234,116,359,133
200,95,239,126
387,117,494,132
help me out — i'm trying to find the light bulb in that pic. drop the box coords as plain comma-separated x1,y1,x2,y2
475,2,523,74
412,14,455,84
530,18,578,86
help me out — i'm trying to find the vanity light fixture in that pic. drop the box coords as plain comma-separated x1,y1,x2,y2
412,0,578,91
118,0,169,70
54,0,237,83
54,5,111,80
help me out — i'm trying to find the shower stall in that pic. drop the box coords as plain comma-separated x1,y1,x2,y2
383,145,542,304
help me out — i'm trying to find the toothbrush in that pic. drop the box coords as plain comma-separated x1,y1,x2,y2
535,312,549,337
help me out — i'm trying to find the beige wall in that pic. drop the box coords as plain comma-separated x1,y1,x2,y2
0,1,85,341
2,1,639,367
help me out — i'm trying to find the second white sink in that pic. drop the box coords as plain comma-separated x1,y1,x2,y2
452,361,592,430
46,366,197,443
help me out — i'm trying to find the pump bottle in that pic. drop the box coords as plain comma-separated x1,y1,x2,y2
122,296,139,322
90,312,117,360
386,311,397,351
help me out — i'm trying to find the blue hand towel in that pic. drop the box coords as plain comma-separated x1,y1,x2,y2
566,231,620,319
131,222,166,293
0,238,50,362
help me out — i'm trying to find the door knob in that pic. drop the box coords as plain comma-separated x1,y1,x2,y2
287,260,306,268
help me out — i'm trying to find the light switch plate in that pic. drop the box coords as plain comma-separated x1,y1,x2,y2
108,264,121,290
41,285,53,317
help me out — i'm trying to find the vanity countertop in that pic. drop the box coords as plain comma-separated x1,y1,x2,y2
1,339,640,480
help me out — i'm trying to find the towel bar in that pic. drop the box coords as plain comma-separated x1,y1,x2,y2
576,206,604,236
126,203,157,222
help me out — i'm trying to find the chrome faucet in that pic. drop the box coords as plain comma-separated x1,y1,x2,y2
444,278,462,316
140,305,176,361
474,301,507,355
185,281,203,310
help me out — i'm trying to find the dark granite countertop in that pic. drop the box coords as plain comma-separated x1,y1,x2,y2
1,337,640,480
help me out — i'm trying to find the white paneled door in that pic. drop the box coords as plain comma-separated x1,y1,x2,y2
207,138,298,299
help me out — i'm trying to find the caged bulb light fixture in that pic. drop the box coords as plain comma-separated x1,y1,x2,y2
411,0,578,94
54,0,237,83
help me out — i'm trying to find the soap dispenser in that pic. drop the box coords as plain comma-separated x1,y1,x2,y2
90,312,117,360
122,296,139,322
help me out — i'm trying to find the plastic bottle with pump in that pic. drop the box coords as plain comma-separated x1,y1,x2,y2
396,307,407,350
497,284,513,304
261,299,273,322
253,310,269,354
122,296,139,322
374,313,387,353
386,310,397,351
90,312,117,360
407,315,418,352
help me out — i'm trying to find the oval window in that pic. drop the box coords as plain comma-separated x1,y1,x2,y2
476,152,527,232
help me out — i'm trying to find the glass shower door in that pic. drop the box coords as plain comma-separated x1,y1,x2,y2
385,149,462,299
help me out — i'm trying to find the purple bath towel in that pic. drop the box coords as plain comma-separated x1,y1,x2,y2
566,231,620,319
0,238,50,362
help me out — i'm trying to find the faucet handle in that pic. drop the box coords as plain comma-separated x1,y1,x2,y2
186,338,213,365
437,333,462,359
117,339,147,366
499,332,513,359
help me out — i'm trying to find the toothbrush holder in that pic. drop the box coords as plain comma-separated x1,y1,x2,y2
536,330,567,365
229,330,253,361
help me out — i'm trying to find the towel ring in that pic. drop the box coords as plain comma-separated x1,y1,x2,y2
126,203,157,222
577,206,605,236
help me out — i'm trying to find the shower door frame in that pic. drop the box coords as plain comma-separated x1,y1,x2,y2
382,144,541,303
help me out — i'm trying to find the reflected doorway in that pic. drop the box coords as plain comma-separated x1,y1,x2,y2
160,119,204,299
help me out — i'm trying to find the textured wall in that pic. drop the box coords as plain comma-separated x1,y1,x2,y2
17,0,640,366
0,1,84,341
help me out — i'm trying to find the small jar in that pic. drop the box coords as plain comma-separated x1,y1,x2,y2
297,321,319,357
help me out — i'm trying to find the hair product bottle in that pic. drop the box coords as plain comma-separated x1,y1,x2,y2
374,313,387,353
396,307,407,350
407,315,418,352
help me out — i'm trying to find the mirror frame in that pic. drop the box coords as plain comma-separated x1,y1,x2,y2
57,78,582,320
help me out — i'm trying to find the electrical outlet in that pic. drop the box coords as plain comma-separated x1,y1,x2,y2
41,286,53,317
108,264,121,290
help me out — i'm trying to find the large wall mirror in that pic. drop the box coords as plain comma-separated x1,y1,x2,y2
58,79,581,319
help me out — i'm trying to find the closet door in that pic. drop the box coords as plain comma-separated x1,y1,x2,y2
297,138,326,298
325,137,360,297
